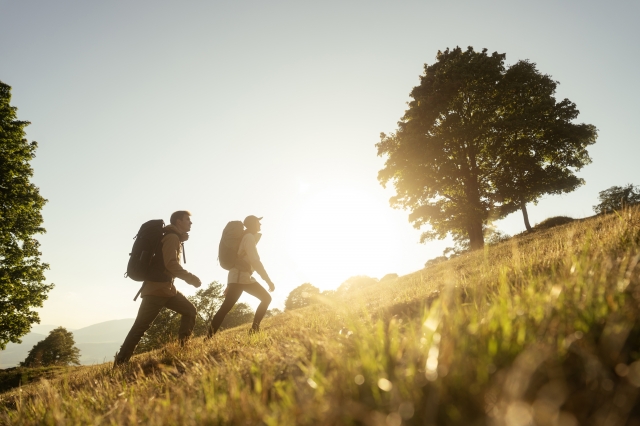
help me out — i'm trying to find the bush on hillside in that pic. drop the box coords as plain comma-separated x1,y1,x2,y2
337,276,378,293
218,303,254,330
284,283,320,311
486,230,511,245
425,256,448,268
534,216,574,231
593,183,640,214
264,308,283,318
442,227,510,258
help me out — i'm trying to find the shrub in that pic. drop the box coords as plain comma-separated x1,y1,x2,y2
337,276,378,293
284,283,320,311
425,256,447,268
534,216,574,230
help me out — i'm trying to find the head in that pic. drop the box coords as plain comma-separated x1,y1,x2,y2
170,210,192,233
243,215,262,234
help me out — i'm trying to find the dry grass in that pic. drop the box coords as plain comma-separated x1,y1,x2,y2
1,207,640,425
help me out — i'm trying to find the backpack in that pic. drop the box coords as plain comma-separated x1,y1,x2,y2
218,221,250,271
125,219,166,282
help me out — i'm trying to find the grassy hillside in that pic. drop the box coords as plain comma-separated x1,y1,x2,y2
1,207,639,425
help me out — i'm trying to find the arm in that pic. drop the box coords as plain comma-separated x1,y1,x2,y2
162,234,201,287
243,234,274,287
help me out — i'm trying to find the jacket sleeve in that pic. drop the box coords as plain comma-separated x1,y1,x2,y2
162,234,199,285
243,234,272,284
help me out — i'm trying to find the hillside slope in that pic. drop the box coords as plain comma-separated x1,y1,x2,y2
1,207,639,425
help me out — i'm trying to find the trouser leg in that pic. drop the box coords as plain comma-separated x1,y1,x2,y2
164,291,197,344
208,284,243,335
118,296,166,360
241,283,272,329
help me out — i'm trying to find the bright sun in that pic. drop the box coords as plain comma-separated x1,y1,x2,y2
284,186,406,291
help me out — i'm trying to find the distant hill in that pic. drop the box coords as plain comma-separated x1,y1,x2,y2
71,319,136,343
0,333,47,369
0,319,134,368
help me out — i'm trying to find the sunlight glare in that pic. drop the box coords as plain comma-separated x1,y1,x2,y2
286,187,404,291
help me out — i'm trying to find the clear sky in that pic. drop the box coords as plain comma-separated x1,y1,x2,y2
1,0,638,329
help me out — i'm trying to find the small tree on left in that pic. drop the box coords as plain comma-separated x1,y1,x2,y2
20,327,80,367
0,81,53,350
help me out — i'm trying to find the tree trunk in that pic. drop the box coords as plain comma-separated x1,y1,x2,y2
521,199,532,232
468,220,485,250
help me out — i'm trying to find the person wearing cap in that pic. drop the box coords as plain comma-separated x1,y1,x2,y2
208,215,275,335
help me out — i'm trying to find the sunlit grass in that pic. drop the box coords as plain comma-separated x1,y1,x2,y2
1,207,639,424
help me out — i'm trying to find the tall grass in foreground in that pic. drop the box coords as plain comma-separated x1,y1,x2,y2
1,208,639,425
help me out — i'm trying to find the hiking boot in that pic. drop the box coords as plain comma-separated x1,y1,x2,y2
248,324,260,335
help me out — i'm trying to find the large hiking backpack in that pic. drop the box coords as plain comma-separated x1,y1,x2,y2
218,221,250,271
125,219,166,282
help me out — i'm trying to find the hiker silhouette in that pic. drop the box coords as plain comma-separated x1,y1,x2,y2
115,211,202,366
208,215,275,336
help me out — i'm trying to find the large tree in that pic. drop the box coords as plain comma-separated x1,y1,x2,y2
20,327,80,367
377,47,596,248
0,81,52,350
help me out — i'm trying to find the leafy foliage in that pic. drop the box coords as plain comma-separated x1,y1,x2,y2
485,229,511,245
0,81,53,350
135,282,276,354
377,47,596,248
265,308,283,318
533,215,574,231
218,303,254,329
491,60,597,230
284,283,320,311
136,282,226,354
593,184,640,214
20,327,80,367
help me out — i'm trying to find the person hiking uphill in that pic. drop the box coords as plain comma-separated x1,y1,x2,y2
114,211,202,366
208,215,275,336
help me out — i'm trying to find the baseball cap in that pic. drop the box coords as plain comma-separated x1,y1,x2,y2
243,215,263,227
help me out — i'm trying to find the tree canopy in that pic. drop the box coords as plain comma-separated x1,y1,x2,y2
593,184,640,215
20,327,80,367
0,81,52,350
491,60,596,230
376,47,597,248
